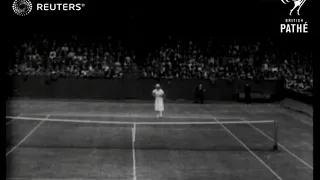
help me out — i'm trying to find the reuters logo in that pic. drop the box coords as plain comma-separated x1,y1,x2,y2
12,0,33,16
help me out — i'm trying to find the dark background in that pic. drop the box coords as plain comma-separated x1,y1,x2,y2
9,0,317,51
5,1,316,177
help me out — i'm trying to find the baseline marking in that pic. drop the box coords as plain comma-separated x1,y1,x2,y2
6,114,23,126
6,115,50,157
212,117,283,180
242,105,313,127
275,107,313,126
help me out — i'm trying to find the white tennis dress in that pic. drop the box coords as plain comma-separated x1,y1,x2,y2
152,89,164,112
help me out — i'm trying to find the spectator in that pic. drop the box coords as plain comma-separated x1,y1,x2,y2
9,35,312,98
194,84,206,104
244,84,251,105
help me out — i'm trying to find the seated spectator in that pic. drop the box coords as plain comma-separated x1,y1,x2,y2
9,35,313,97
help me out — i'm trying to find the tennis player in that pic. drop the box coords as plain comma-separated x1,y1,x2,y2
152,84,165,118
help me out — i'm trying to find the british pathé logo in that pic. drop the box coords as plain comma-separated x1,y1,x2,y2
281,0,306,16
280,0,308,33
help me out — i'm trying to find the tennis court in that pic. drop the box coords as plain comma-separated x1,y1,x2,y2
6,99,313,180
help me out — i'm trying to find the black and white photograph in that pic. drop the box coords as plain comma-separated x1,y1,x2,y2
6,0,315,179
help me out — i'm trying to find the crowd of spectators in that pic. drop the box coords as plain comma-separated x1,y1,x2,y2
141,37,312,96
9,34,137,79
281,58,313,96
9,35,312,96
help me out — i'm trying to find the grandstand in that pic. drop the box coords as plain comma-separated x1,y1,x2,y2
7,1,313,179
8,34,312,101
6,34,313,180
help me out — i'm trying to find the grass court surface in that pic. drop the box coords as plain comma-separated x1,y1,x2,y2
6,99,313,180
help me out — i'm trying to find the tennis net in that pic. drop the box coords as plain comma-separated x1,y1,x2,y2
6,116,279,151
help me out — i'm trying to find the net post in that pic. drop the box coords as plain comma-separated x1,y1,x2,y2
273,120,278,151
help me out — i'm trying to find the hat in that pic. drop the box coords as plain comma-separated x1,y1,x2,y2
155,84,160,88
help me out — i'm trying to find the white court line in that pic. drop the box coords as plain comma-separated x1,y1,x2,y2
21,113,248,120
243,105,313,127
20,113,216,119
5,116,275,125
211,117,283,180
132,123,137,180
239,118,313,170
274,107,313,127
6,178,105,180
6,114,23,126
240,107,313,169
6,115,50,157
